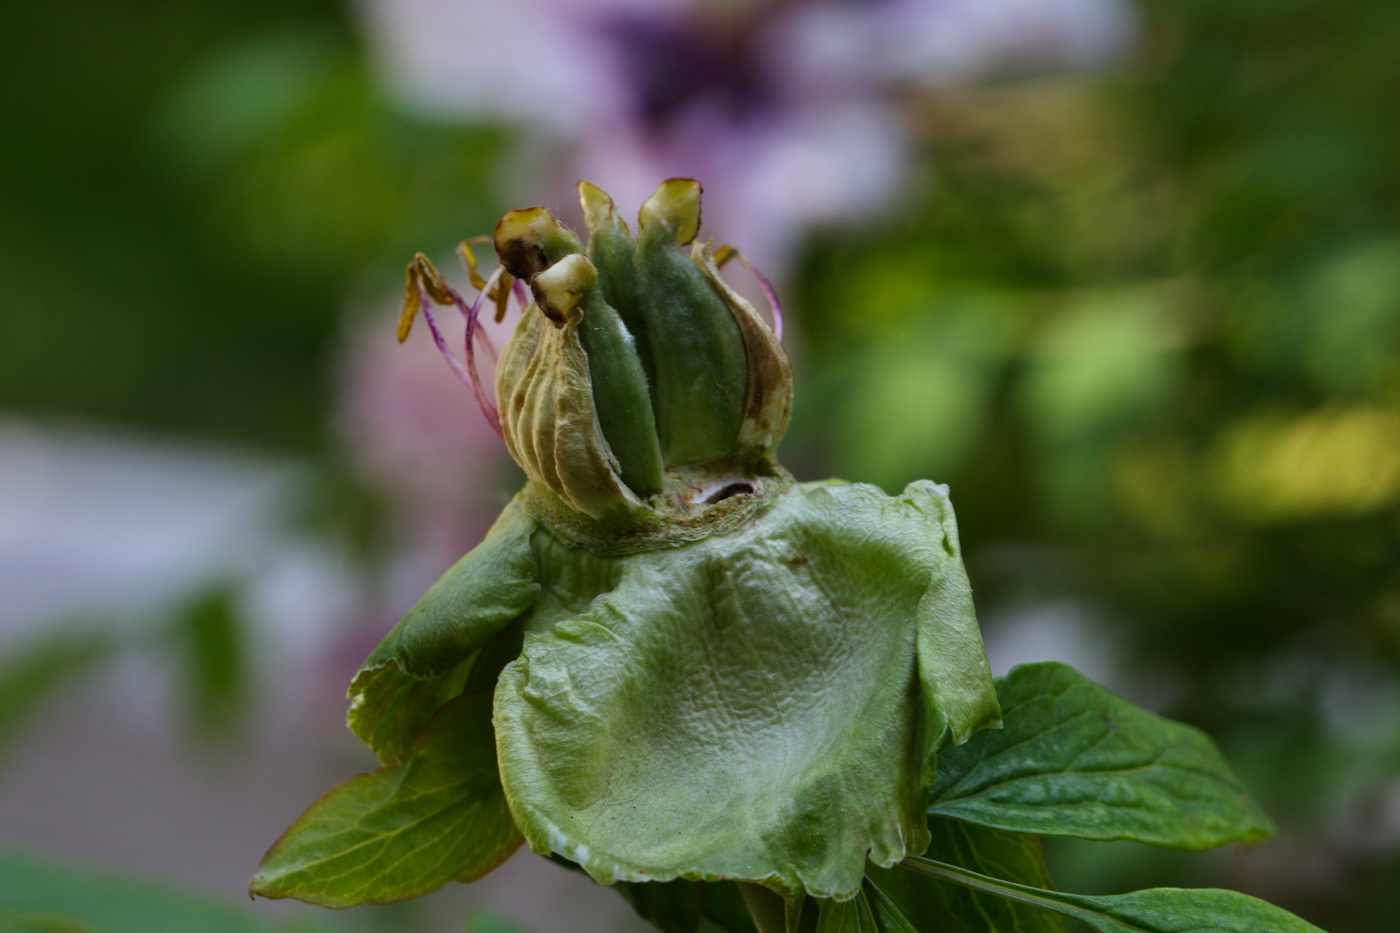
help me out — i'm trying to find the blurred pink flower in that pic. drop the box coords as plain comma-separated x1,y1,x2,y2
336,300,517,569
360,0,1134,271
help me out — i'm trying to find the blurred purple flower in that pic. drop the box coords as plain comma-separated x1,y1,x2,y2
360,0,1135,270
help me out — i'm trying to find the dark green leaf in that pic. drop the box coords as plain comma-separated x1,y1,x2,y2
617,879,765,933
172,586,247,736
348,498,540,764
495,481,1000,901
252,692,520,907
615,878,705,933
814,882,930,933
899,857,1327,933
733,884,796,933
867,819,1063,933
861,880,918,933
930,663,1275,849
700,884,761,933
0,914,100,933
816,891,879,933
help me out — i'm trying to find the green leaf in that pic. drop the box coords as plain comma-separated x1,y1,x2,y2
867,819,1063,933
700,884,762,933
615,879,705,933
495,481,1000,902
252,692,520,907
608,878,761,933
629,879,778,933
930,662,1276,849
861,880,919,933
1,915,100,933
348,497,540,764
172,586,247,736
467,910,541,933
816,890,879,933
0,848,286,933
346,656,477,769
899,857,1327,933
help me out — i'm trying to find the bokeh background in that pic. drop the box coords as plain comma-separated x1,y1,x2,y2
3,1,1398,931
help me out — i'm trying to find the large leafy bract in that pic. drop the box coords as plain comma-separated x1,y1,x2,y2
495,481,1001,902
347,499,540,765
899,857,1326,933
251,692,520,907
929,663,1275,849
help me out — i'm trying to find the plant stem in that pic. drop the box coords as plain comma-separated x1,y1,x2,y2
899,857,1116,930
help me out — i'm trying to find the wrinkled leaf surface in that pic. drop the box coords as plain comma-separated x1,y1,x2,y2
496,481,1000,901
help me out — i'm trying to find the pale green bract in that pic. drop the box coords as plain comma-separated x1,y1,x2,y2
496,479,999,901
